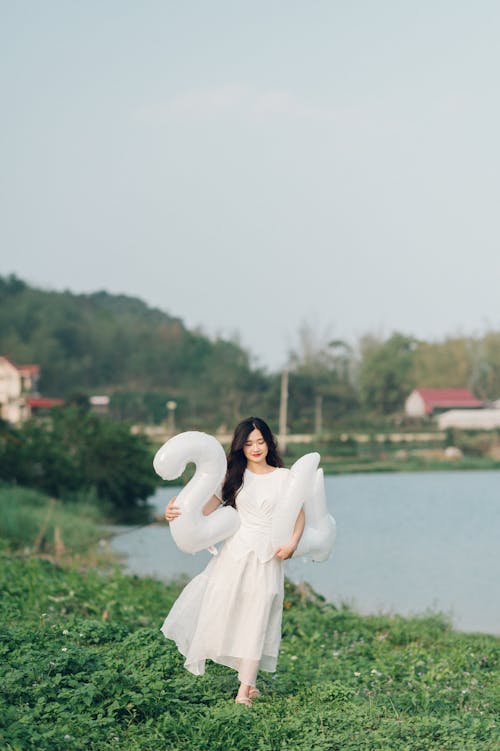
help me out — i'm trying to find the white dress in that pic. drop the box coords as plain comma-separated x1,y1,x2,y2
161,467,290,686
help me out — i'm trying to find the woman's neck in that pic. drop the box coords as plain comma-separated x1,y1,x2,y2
246,461,276,475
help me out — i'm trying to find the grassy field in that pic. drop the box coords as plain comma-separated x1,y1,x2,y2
1,485,499,750
1,553,499,751
285,436,500,475
320,455,500,475
0,485,110,557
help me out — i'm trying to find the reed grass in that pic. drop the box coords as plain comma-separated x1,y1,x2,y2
0,485,108,555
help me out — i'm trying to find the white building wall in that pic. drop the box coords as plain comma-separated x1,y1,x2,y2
405,390,426,417
0,357,30,424
437,409,500,430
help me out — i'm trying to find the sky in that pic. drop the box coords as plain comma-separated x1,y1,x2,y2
1,1,500,370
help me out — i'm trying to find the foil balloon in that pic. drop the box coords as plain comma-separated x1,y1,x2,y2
271,453,320,551
271,452,336,562
294,467,336,562
153,431,240,555
154,432,335,562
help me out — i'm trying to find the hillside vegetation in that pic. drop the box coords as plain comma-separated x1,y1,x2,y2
0,274,267,429
2,274,500,432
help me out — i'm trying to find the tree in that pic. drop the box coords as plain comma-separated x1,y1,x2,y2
359,333,417,414
287,321,359,431
0,275,275,428
0,409,156,519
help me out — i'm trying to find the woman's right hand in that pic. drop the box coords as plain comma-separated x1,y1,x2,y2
164,496,181,522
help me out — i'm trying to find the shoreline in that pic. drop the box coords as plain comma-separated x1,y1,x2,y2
320,457,500,475
157,457,500,486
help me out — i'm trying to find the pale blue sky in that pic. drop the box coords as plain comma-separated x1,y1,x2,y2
1,1,500,368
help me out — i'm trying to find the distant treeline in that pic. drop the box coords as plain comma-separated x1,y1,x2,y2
1,274,500,431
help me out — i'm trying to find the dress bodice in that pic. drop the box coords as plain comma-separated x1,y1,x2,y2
224,467,290,563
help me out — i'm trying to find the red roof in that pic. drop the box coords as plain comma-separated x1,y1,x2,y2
415,388,483,414
0,356,40,375
28,397,64,408
18,364,40,375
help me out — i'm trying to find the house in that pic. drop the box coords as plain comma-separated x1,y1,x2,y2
89,395,110,415
0,356,63,424
437,409,500,430
0,356,40,423
28,397,65,416
405,388,484,418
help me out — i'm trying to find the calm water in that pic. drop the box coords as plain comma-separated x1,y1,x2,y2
111,471,500,635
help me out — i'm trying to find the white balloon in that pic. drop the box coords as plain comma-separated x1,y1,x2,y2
153,431,240,555
154,431,335,562
294,468,336,562
271,452,336,562
271,453,320,551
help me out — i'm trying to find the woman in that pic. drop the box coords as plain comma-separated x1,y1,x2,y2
162,416,305,706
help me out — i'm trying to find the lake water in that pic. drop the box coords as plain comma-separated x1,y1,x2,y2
110,471,500,636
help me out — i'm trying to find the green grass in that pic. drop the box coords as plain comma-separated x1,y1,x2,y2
0,485,109,555
1,555,499,751
284,439,500,475
320,456,500,475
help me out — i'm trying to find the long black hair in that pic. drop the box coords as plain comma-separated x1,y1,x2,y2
222,416,284,508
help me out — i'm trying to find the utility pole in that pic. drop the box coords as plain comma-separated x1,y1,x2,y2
279,369,288,454
315,393,323,436
166,400,177,435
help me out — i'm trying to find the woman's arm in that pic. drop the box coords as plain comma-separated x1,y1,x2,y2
164,494,221,521
275,508,305,560
202,495,222,516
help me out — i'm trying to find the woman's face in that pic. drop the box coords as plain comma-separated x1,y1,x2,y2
243,428,269,465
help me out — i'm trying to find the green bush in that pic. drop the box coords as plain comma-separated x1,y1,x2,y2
448,430,498,458
0,410,157,519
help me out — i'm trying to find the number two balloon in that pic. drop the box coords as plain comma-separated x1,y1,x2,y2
153,431,335,561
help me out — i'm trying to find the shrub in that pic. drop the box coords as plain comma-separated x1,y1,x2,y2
0,409,157,519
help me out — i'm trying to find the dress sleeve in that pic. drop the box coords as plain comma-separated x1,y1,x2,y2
214,480,223,501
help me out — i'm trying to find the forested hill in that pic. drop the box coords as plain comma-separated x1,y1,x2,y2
2,274,500,430
0,274,270,427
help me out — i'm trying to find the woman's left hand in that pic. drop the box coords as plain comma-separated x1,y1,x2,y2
274,543,296,560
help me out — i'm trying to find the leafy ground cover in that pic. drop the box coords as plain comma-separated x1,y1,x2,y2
1,554,499,751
